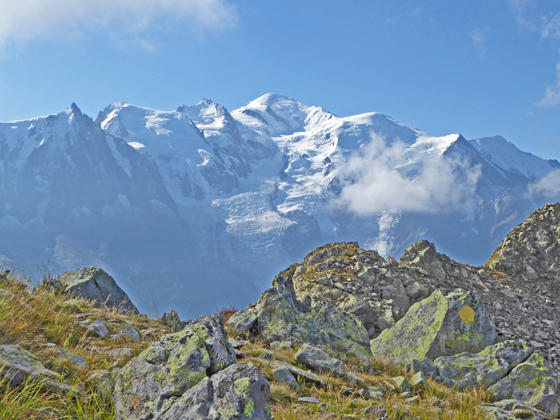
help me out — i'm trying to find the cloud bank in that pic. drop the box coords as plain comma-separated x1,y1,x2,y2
333,135,481,216
0,0,236,46
529,168,560,197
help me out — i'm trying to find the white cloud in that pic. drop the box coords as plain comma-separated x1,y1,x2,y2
529,168,560,197
537,63,560,107
0,0,236,47
541,13,560,39
332,135,482,216
469,27,489,57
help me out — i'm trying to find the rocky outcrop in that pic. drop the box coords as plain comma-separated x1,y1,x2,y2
294,344,346,378
480,400,549,420
370,289,496,366
434,340,533,389
0,344,71,393
159,363,270,420
229,202,560,377
488,352,559,416
486,203,560,281
227,269,370,357
51,267,138,313
290,242,430,337
113,315,270,419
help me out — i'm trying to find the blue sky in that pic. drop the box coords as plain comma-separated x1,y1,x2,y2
0,0,559,158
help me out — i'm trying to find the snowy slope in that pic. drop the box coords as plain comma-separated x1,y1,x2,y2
470,136,560,180
1,94,559,318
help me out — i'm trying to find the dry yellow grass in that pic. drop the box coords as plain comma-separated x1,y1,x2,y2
0,272,493,419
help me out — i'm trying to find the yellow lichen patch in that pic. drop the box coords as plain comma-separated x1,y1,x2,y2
459,305,475,324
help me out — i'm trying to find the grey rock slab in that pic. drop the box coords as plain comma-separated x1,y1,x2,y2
408,358,438,379
272,368,301,390
107,348,135,358
488,352,559,417
480,399,549,420
294,344,346,377
410,371,430,391
271,360,328,387
298,397,320,404
434,340,533,389
51,347,90,369
370,289,497,366
52,267,138,313
0,344,71,393
391,376,411,393
111,327,141,342
87,319,109,338
159,362,271,420
113,315,237,420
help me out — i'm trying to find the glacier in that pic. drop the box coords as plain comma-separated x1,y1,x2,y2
0,93,558,318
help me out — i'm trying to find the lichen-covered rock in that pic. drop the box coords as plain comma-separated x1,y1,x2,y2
272,368,300,390
0,344,71,393
271,361,328,387
113,315,237,419
488,352,559,416
434,340,533,389
160,309,186,332
86,368,117,401
408,358,438,379
486,204,560,281
391,376,411,393
480,399,549,420
290,242,430,337
410,371,430,391
294,344,346,377
370,289,496,366
52,267,138,313
227,270,370,357
159,362,271,420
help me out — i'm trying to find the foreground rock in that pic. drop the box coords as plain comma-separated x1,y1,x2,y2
488,352,559,416
480,400,549,420
160,362,270,419
434,340,533,389
0,344,71,393
294,344,346,377
113,315,270,419
370,289,496,365
227,269,370,357
51,267,138,313
271,360,327,387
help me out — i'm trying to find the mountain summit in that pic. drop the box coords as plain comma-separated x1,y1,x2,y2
0,94,558,316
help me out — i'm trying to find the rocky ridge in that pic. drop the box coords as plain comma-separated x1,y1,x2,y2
0,202,558,419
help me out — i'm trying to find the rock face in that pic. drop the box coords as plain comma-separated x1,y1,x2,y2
488,352,559,416
294,344,346,378
227,268,370,357
159,363,271,420
434,340,533,389
290,242,430,337
113,315,270,419
0,344,71,393
87,319,110,338
53,267,138,313
487,203,560,281
228,202,560,375
370,289,496,365
480,400,549,420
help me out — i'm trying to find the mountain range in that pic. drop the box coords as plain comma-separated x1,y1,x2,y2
1,93,559,317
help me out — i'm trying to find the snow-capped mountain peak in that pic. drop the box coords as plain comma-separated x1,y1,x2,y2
1,94,559,318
